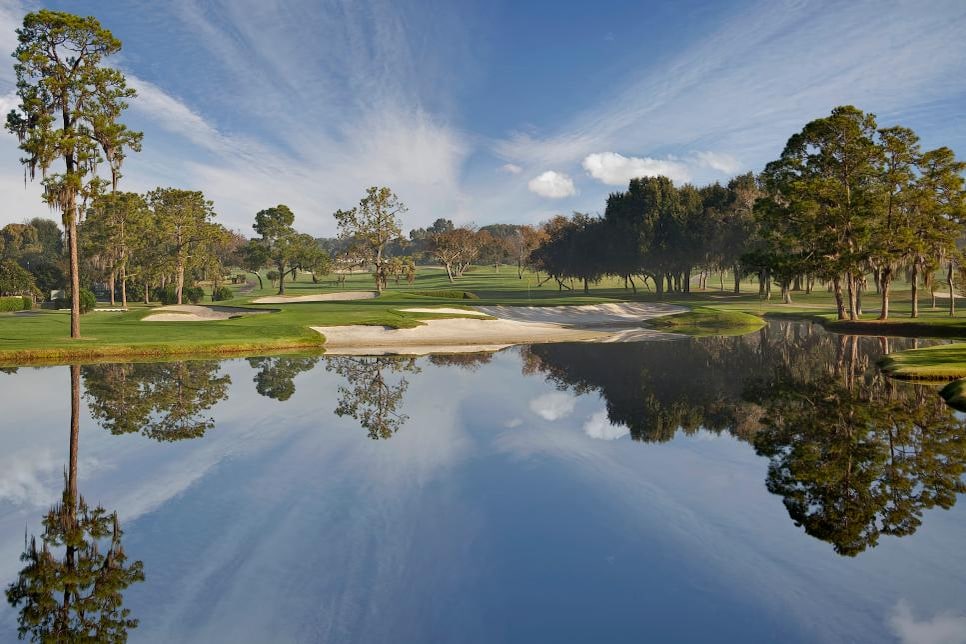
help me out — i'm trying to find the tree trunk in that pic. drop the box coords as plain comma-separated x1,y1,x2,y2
781,282,792,304
628,275,637,294
949,261,956,317
109,269,116,306
120,264,127,308
445,263,454,282
655,273,664,298
846,273,858,320
278,261,287,295
517,260,523,279
879,267,892,320
832,276,847,320
176,260,185,304
910,263,919,318
67,219,81,338
68,364,80,506
734,264,741,294
583,277,589,294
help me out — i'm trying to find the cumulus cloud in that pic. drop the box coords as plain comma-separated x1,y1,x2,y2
889,600,966,644
583,410,629,441
582,151,690,185
529,392,576,421
501,163,523,174
527,170,576,198
695,151,741,175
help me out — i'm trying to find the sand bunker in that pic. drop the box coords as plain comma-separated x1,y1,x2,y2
399,307,490,316
142,305,270,322
253,291,377,304
315,302,686,355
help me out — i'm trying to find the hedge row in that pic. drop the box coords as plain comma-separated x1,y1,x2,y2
0,296,33,312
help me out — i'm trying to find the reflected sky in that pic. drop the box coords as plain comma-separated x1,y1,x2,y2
1,323,965,643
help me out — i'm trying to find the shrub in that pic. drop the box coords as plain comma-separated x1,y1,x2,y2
212,285,234,302
409,290,479,300
184,286,204,304
154,285,178,305
79,288,96,313
52,289,97,313
0,296,32,312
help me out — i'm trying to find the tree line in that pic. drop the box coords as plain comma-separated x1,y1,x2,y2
524,106,965,320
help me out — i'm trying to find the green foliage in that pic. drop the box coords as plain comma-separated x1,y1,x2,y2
79,288,96,313
333,187,406,292
83,361,230,440
184,286,204,304
211,285,234,301
0,259,39,297
154,285,178,305
0,296,32,312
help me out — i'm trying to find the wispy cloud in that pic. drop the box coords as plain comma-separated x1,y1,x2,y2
889,600,966,644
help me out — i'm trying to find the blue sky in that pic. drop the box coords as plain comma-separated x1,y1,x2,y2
1,0,965,236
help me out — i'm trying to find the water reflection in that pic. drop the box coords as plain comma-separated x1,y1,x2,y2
325,356,420,439
82,362,231,441
6,366,144,641
248,356,319,401
524,322,966,555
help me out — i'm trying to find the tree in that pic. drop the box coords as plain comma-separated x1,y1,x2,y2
253,204,297,294
759,106,883,319
147,188,217,305
325,356,419,439
83,191,148,306
0,258,40,297
237,239,269,290
6,365,144,641
83,361,231,441
248,356,319,401
7,10,140,337
334,187,406,292
506,225,544,279
428,226,482,281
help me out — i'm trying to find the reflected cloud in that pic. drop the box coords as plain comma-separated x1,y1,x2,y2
529,391,576,421
890,600,966,644
583,410,629,441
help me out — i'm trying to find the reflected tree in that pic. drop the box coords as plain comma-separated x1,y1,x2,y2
82,361,230,441
247,356,319,401
523,322,966,555
427,352,494,372
6,366,144,641
325,356,419,439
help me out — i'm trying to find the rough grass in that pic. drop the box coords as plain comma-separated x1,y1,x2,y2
646,307,766,336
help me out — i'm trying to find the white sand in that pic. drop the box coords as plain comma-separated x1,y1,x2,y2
142,305,270,322
315,302,687,355
399,307,489,316
252,291,377,304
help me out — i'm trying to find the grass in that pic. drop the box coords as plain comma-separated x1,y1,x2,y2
3,264,966,365
880,343,966,381
645,307,766,336
940,379,966,411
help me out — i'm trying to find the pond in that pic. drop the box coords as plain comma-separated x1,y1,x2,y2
1,321,964,643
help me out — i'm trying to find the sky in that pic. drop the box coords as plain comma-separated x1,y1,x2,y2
0,0,964,237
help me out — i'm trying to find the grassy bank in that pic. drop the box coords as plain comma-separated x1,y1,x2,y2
645,307,765,336
2,265,966,365
880,343,966,381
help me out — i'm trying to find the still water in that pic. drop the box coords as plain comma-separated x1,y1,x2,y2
1,321,964,643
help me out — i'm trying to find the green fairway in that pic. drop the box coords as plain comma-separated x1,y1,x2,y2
2,264,966,365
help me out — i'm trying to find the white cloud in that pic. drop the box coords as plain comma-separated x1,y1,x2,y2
529,391,576,421
890,600,966,644
501,163,522,174
582,151,691,185
527,170,576,198
583,410,629,441
695,151,741,175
